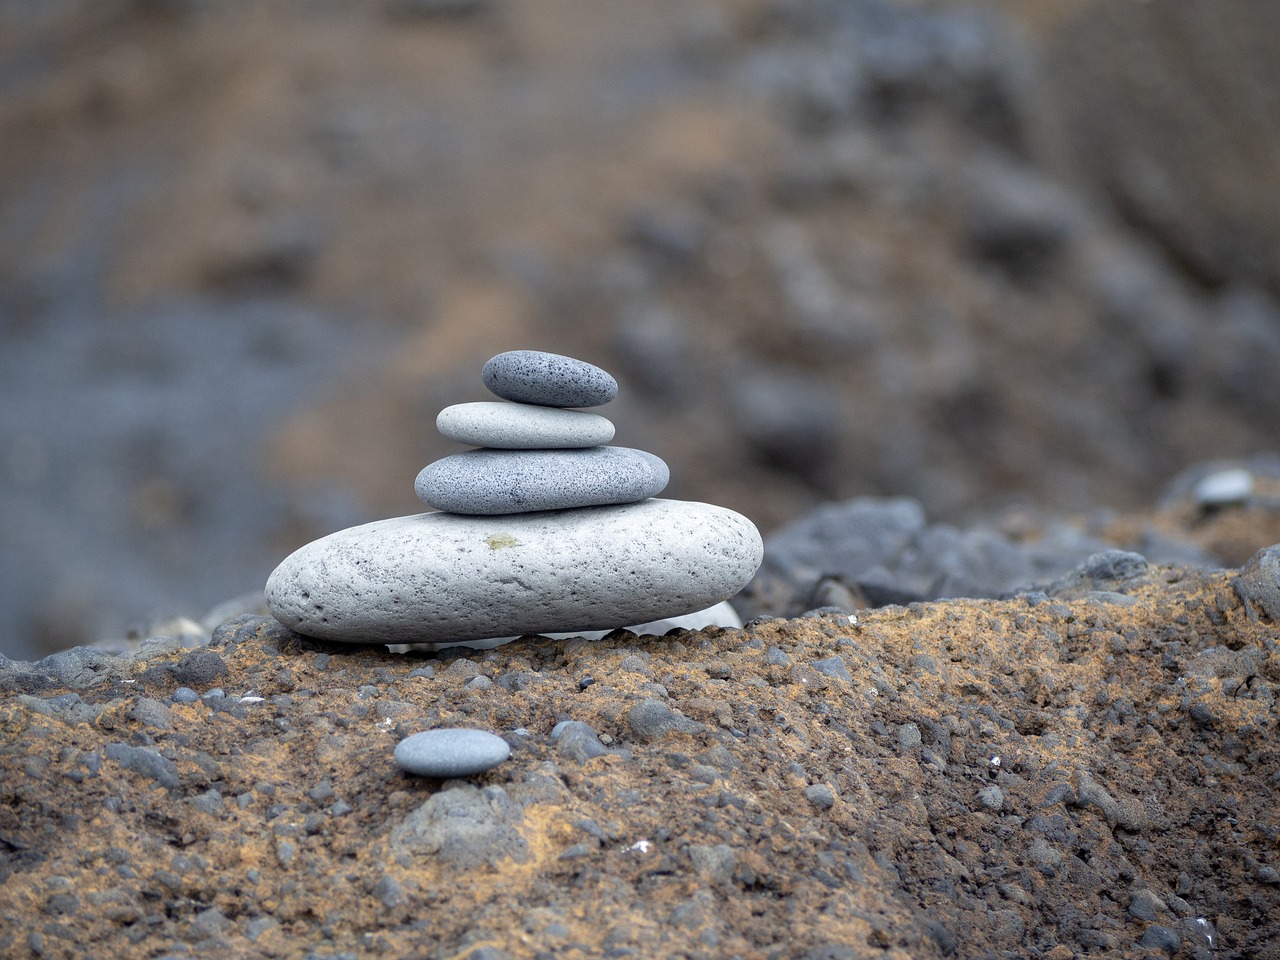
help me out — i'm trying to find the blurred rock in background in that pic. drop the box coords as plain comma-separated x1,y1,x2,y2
2,0,1278,658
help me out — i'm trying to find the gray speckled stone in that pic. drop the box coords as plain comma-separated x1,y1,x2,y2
263,499,763,643
482,350,618,407
394,729,510,778
436,401,614,449
415,446,668,515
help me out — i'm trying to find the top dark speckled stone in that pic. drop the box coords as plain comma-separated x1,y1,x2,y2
482,350,618,408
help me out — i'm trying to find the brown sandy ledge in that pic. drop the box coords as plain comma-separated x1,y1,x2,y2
1,562,1277,960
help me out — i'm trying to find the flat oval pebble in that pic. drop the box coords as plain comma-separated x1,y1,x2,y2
1192,468,1253,507
436,401,614,449
415,446,668,515
394,729,510,778
482,350,618,408
264,498,763,643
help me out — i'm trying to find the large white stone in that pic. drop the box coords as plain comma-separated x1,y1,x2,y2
265,499,763,644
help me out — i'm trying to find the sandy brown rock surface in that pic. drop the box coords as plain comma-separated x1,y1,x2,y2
3,549,1278,959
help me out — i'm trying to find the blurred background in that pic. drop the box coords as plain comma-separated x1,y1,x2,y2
3,0,1279,659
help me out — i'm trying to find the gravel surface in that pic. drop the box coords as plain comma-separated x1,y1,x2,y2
2,535,1278,958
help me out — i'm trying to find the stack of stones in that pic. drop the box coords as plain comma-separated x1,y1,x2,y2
266,350,763,646
415,350,668,517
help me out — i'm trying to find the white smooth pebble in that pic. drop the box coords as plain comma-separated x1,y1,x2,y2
1193,468,1253,507
436,401,615,449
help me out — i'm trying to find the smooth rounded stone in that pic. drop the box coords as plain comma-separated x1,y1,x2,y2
264,499,763,644
436,401,614,449
1193,467,1253,507
394,729,510,778
482,350,618,407
415,446,668,515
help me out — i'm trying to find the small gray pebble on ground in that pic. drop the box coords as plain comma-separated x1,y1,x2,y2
688,844,737,885
104,742,180,790
626,699,702,741
896,723,922,749
977,784,1004,811
132,697,172,731
804,783,836,810
394,728,511,778
1079,550,1149,583
550,720,609,762
1138,924,1182,955
372,875,404,908
170,650,229,687
810,656,851,681
1127,889,1167,921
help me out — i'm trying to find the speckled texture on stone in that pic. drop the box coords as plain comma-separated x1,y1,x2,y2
415,446,668,515
393,728,510,778
481,350,618,408
436,401,614,449
264,499,763,643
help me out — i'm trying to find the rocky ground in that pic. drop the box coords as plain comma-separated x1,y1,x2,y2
4,2,1280,949
2,477,1279,960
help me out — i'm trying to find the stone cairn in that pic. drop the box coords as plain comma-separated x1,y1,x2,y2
266,350,763,647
